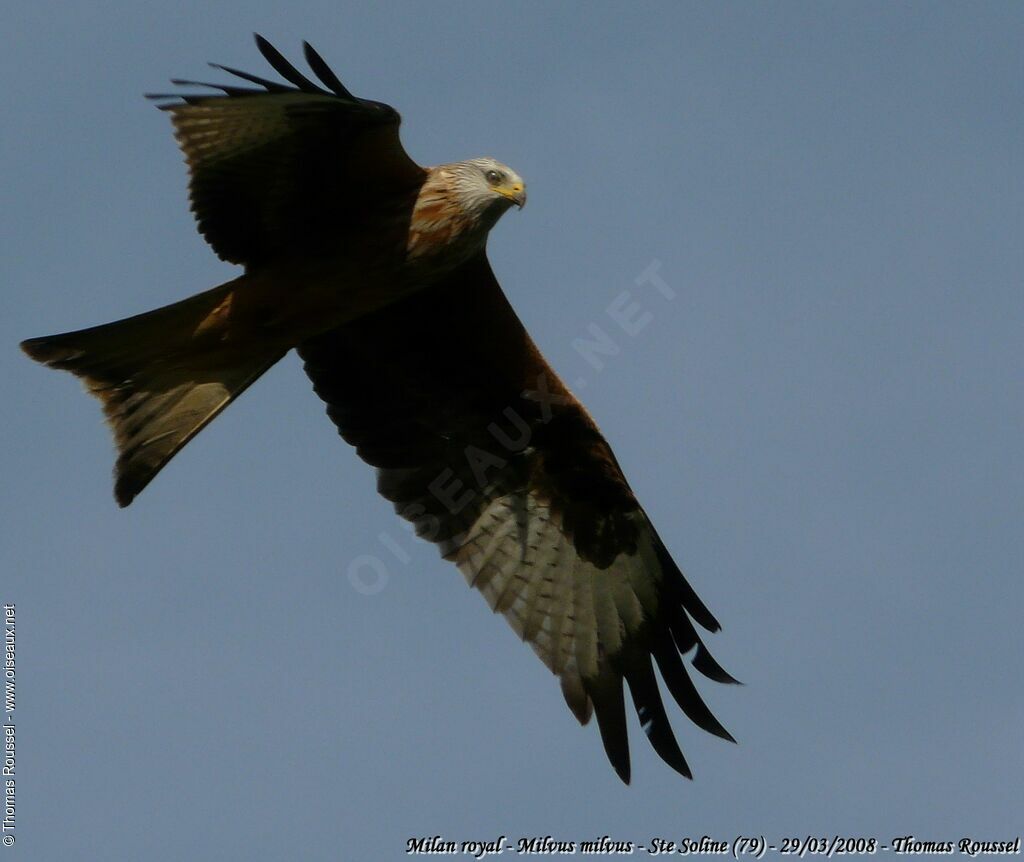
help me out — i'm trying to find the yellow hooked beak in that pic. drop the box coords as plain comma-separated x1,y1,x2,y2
494,182,527,209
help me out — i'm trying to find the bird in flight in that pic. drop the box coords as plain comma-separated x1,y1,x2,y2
21,35,738,783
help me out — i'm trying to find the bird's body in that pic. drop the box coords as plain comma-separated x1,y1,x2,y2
21,36,737,783
184,167,495,350
158,157,522,365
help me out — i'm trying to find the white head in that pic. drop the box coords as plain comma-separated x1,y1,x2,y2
446,157,526,226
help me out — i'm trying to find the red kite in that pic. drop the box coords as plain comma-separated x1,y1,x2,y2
21,36,737,783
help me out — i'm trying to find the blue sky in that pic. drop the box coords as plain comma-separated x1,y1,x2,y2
4,3,1022,860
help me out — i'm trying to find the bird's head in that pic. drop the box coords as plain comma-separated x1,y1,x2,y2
449,157,526,224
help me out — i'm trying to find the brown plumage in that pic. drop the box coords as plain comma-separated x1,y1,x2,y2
21,36,737,783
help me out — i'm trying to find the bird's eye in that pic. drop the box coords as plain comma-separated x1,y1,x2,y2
485,169,502,184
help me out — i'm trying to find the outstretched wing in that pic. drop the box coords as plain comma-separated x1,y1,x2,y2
148,35,426,266
298,253,738,783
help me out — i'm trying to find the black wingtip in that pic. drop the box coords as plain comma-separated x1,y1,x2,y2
651,528,722,633
652,631,736,744
587,676,632,785
253,33,325,93
625,657,694,781
148,36,361,108
114,474,138,508
692,644,742,686
20,334,85,367
20,337,46,361
302,40,355,99
206,62,290,92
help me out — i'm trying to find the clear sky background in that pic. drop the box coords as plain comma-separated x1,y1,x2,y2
3,3,1022,860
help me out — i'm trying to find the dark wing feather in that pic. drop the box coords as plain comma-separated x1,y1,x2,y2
206,63,292,91
149,35,426,266
253,33,326,93
623,648,692,779
303,41,355,98
298,253,737,782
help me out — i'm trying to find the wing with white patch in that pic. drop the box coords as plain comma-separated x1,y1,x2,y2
298,252,738,782
449,490,737,782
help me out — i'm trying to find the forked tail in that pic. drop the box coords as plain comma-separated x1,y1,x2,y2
21,282,286,506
